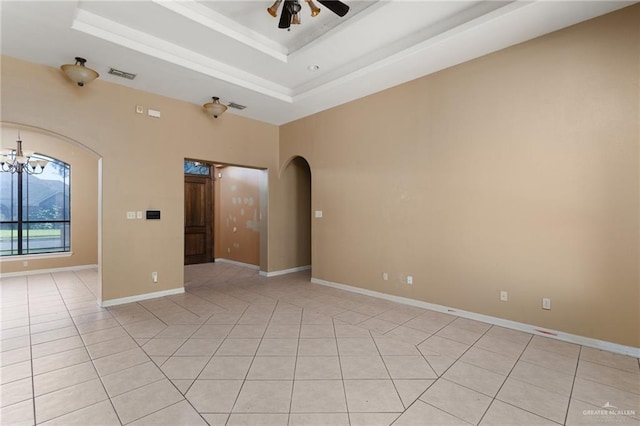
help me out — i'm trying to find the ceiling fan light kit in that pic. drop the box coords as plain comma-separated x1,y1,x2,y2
61,57,99,87
267,0,282,17
268,0,349,30
305,0,321,17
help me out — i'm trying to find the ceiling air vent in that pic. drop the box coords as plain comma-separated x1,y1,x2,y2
227,102,246,110
108,68,137,80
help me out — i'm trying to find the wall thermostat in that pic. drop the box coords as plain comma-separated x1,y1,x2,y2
146,210,161,220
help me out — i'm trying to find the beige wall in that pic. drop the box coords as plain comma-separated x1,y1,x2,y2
216,165,262,266
280,6,639,347
1,56,279,301
0,126,99,273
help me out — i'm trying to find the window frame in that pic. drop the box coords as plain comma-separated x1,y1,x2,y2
0,153,71,257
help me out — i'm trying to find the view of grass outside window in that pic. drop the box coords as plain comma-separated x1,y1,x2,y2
0,155,70,256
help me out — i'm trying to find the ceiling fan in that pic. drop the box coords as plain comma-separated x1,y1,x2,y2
267,0,350,30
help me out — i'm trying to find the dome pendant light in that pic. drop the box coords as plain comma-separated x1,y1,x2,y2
203,97,228,118
61,57,99,87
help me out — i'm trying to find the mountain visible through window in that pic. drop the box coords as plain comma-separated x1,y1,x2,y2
0,154,71,256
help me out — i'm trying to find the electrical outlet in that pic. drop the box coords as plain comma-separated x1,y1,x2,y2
152,272,158,283
500,291,508,301
407,275,413,285
382,272,388,281
542,298,551,310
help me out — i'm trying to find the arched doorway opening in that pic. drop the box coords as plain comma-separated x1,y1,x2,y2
0,123,102,301
278,156,312,274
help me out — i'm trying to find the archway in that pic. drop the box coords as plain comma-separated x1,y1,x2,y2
0,123,102,301
279,156,312,273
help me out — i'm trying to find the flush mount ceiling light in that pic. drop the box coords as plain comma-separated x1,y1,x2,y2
60,57,99,87
203,97,228,118
267,0,349,30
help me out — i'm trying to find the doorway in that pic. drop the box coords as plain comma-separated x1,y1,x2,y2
279,156,312,271
184,160,267,269
184,161,213,265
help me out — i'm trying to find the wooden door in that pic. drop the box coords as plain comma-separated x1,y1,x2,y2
184,174,213,265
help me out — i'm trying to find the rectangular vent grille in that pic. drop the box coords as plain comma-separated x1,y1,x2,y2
227,102,246,110
108,68,137,80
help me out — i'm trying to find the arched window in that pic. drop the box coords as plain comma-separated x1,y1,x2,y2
0,154,71,256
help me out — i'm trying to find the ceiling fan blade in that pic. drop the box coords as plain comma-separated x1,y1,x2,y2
278,0,293,28
317,0,349,17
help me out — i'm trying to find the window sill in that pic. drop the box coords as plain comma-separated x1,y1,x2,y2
0,252,74,262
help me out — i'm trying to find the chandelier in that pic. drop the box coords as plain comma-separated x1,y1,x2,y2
0,134,48,175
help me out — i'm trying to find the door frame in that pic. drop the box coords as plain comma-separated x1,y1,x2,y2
183,159,269,272
184,164,214,265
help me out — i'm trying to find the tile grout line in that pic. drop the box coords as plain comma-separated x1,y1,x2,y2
474,330,533,426
50,271,126,426
26,275,37,426
393,319,496,425
227,301,278,422
104,273,239,423
563,345,583,426
370,327,404,417
286,301,304,426
122,300,246,425
331,315,352,426
478,331,576,425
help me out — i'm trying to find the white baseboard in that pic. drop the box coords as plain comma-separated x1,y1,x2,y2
311,277,639,358
260,265,311,277
214,258,260,270
100,287,184,308
0,264,98,279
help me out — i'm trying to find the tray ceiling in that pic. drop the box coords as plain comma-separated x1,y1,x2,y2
0,1,634,125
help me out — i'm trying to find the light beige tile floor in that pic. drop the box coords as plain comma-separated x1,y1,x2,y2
1,263,639,425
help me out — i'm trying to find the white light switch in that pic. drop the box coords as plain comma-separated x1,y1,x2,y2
136,211,143,219
315,210,323,218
